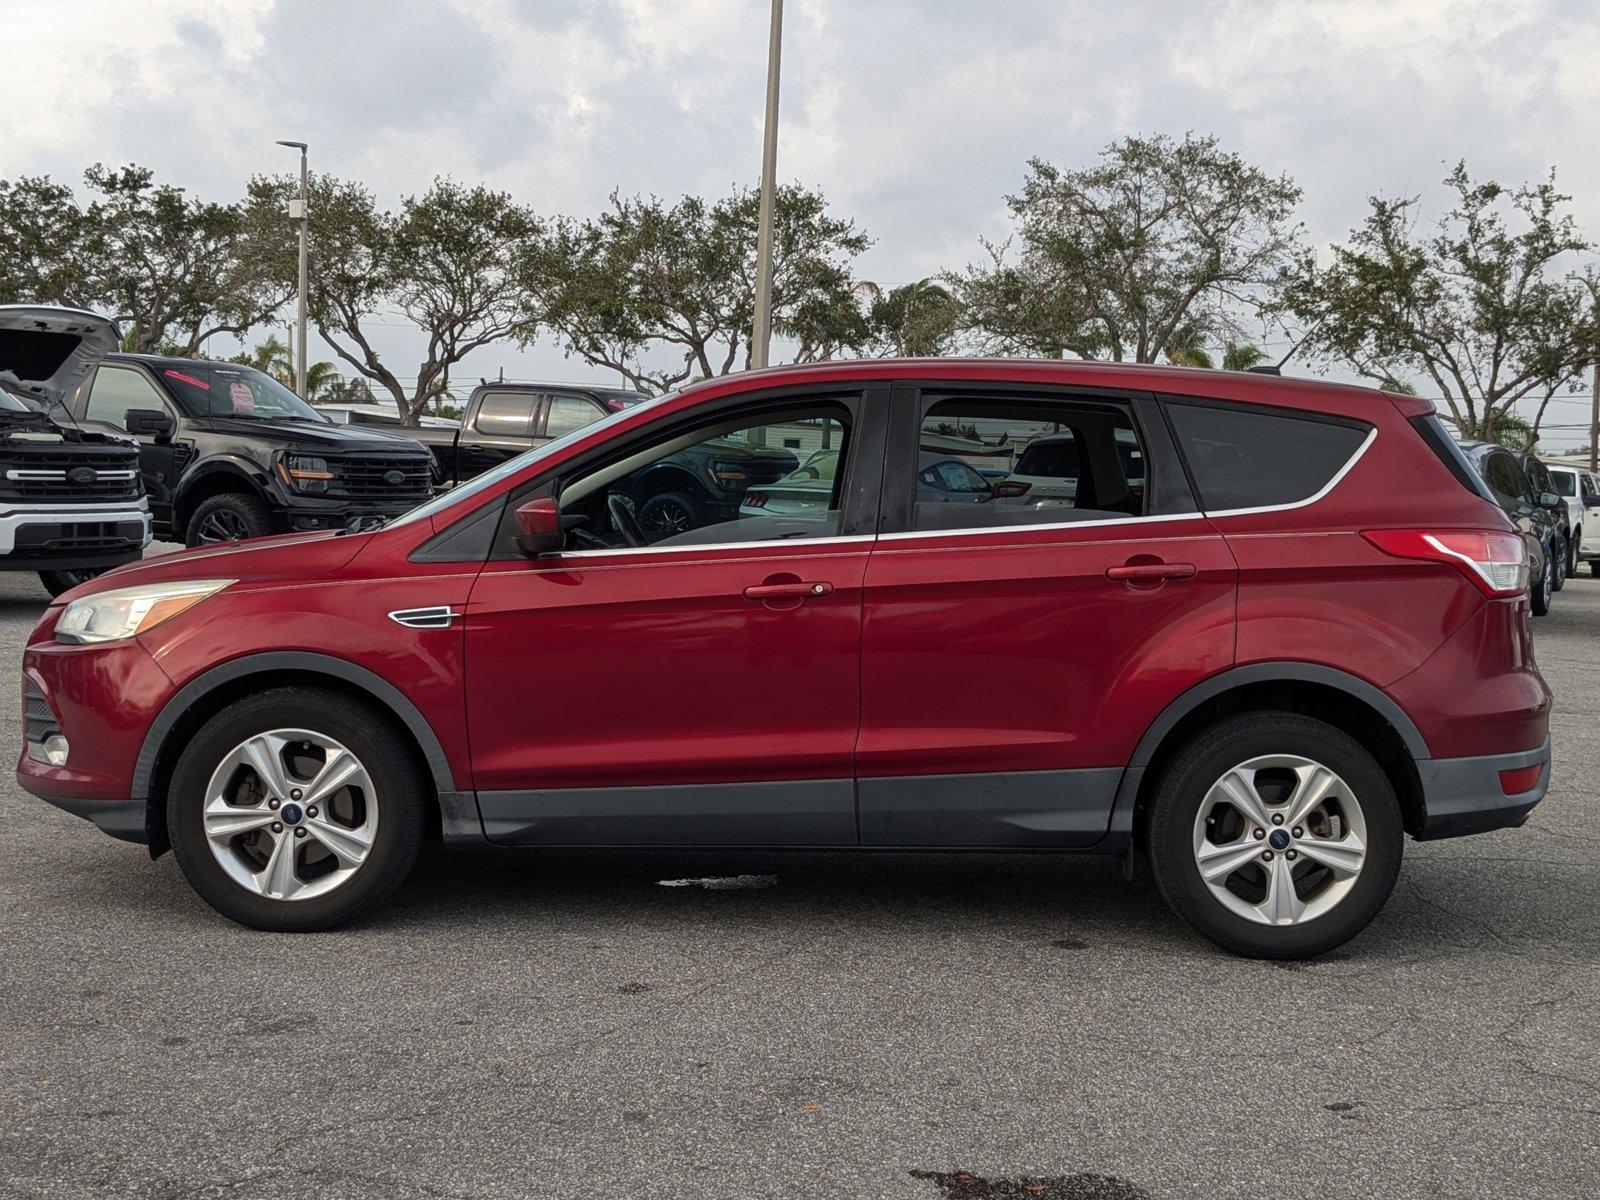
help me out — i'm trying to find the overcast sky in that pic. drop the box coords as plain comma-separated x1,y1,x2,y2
7,0,1600,440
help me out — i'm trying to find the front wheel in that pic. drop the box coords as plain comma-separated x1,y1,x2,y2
1552,537,1567,591
185,492,277,547
167,688,427,931
39,567,109,598
635,490,704,540
1146,712,1403,959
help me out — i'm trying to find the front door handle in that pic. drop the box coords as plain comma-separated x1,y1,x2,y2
1105,562,1196,582
742,581,834,600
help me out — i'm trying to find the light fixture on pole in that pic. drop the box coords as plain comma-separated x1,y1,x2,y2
750,0,783,370
275,140,310,398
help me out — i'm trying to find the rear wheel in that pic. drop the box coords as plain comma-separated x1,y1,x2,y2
167,688,427,931
1147,712,1403,959
1552,536,1567,591
1531,547,1553,615
1567,532,1580,577
39,567,109,598
185,492,276,547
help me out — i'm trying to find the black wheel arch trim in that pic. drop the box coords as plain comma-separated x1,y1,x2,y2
132,650,460,812
1105,661,1430,839
173,456,280,519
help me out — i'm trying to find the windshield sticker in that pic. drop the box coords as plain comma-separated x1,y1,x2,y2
164,369,209,391
229,380,255,413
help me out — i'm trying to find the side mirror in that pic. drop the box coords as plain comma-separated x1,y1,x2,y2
1538,490,1563,511
125,408,174,441
513,496,564,556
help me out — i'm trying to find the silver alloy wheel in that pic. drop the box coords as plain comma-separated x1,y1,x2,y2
1192,754,1367,926
201,728,379,901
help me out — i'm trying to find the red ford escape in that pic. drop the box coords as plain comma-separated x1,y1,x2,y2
17,361,1551,958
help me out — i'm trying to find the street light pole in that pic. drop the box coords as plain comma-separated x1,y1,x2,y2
750,0,783,370
276,140,309,397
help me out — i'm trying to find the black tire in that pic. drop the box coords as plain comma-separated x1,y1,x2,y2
1146,711,1403,959
1567,532,1580,578
185,492,277,547
1591,560,1600,578
1531,548,1553,616
635,489,704,539
1552,536,1566,591
167,687,427,931
38,567,109,598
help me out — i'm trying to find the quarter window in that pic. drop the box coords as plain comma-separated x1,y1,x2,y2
912,397,1145,531
1166,402,1369,511
476,392,538,437
84,366,168,429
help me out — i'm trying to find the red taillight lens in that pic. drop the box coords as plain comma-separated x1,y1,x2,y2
1498,764,1542,795
744,491,768,509
1361,529,1529,597
993,481,1032,499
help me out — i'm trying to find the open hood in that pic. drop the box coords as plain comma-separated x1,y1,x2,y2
0,305,121,409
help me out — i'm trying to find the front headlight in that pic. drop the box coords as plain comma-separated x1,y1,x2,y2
280,454,333,493
56,579,235,645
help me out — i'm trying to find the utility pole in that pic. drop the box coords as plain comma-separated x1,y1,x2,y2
1590,360,1598,471
276,140,310,397
750,0,783,370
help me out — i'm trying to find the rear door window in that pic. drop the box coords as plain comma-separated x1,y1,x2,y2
1481,452,1531,506
475,392,538,437
913,396,1145,531
543,394,608,438
1166,402,1370,511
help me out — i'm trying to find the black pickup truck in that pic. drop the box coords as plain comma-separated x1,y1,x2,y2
406,382,799,537
66,354,435,545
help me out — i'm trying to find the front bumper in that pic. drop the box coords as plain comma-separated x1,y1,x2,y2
273,490,431,532
0,503,151,568
1417,737,1551,840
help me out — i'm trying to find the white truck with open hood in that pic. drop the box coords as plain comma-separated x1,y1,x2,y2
0,305,151,596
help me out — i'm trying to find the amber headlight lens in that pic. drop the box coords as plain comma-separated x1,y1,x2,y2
56,579,235,644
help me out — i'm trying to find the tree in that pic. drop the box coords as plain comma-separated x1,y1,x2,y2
229,335,343,402
950,134,1304,362
519,184,871,393
0,175,94,306
251,174,538,423
1163,326,1269,371
1282,163,1597,443
860,278,960,357
79,164,287,353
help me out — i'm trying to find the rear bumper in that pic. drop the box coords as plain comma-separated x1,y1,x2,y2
1417,737,1551,840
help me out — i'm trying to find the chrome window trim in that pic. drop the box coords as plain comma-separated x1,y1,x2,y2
519,426,1376,556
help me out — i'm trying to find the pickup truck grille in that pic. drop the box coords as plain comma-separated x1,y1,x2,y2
326,454,435,499
0,447,143,504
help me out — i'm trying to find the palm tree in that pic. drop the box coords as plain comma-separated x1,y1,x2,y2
1164,325,1214,369
1220,343,1268,371
231,336,342,402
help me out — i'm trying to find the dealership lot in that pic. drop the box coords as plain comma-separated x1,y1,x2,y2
0,564,1596,1199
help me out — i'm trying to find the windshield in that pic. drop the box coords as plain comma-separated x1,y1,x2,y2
158,364,331,423
386,390,676,530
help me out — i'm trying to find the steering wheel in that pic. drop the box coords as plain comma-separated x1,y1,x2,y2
607,494,646,547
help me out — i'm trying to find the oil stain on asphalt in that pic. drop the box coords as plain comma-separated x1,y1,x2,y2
910,1169,1151,1199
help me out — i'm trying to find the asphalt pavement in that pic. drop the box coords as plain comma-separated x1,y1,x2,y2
2,559,1597,1199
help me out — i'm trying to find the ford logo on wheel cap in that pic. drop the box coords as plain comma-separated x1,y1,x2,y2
1268,828,1292,851
67,467,98,485
382,468,406,486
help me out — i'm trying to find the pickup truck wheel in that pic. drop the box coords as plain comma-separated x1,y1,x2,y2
38,568,108,598
186,493,276,547
1568,532,1580,577
167,687,427,931
636,490,703,538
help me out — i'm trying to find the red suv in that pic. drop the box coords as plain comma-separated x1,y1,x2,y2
17,361,1551,958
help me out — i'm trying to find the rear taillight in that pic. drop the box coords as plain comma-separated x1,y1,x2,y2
993,481,1032,499
744,491,768,509
1361,529,1529,597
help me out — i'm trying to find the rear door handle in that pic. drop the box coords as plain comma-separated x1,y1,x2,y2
1105,562,1196,582
742,581,834,600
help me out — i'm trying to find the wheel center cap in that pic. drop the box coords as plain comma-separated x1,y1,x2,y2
280,803,304,826
1268,828,1291,851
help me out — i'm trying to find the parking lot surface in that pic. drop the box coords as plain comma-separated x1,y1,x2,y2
2,562,1597,1200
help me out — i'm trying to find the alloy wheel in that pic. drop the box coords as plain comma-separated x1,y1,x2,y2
197,508,250,544
1192,754,1368,926
640,498,694,535
201,728,379,901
